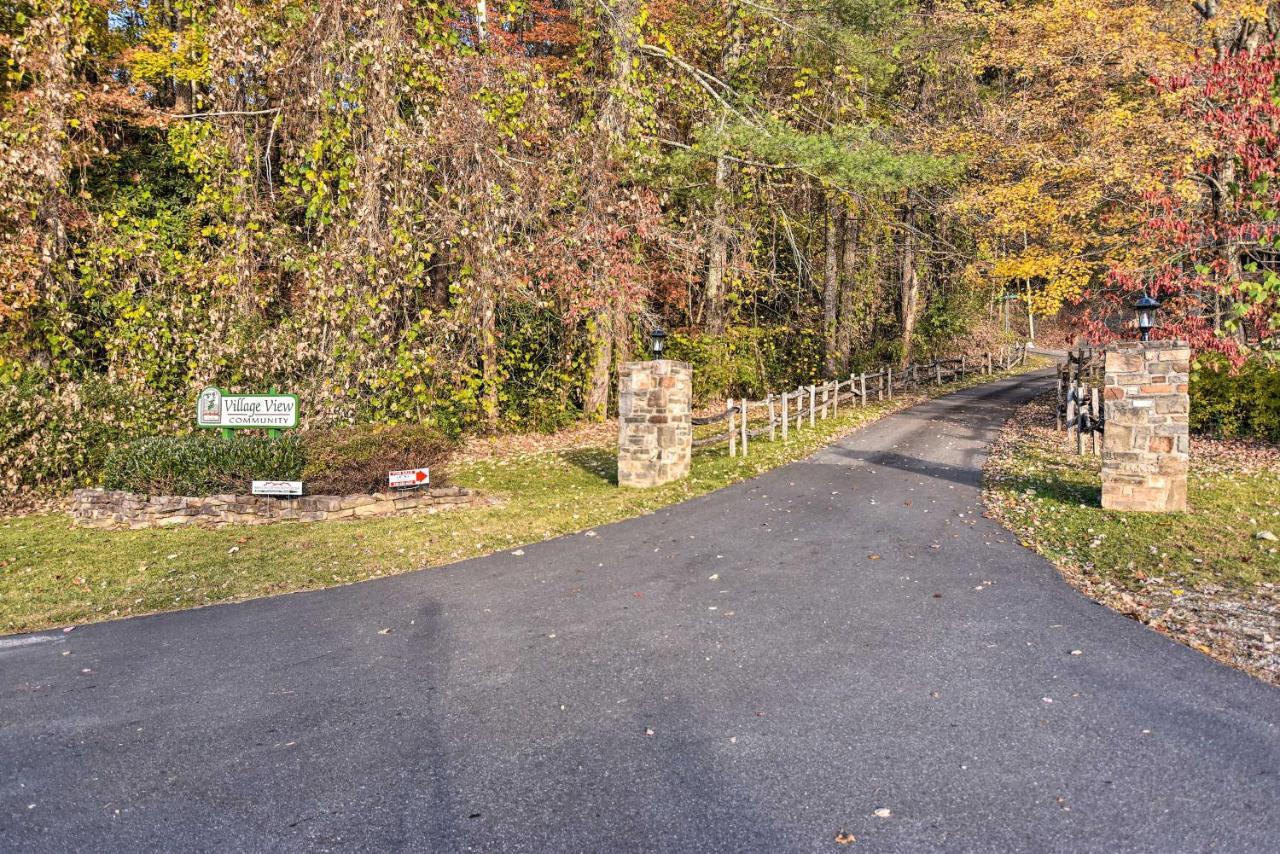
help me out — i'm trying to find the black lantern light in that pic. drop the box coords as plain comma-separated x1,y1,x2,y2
1134,292,1161,342
650,327,667,359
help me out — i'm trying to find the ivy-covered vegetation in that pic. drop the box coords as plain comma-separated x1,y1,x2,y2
1192,355,1280,443
2,2,1278,501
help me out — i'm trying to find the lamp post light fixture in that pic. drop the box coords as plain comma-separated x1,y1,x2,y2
650,327,667,359
1134,292,1161,342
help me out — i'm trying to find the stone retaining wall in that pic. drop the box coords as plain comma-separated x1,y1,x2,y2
70,486,491,529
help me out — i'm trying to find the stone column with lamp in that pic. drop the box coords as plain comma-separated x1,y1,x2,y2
617,329,693,488
1100,294,1191,513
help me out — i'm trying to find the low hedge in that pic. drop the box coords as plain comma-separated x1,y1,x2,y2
102,435,306,496
301,423,455,494
102,424,456,497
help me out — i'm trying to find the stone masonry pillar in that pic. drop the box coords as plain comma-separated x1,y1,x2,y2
617,360,692,488
1101,340,1190,513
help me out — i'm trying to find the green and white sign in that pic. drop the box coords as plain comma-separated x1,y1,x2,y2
197,387,299,430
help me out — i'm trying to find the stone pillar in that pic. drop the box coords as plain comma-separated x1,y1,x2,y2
617,360,692,488
1101,340,1190,513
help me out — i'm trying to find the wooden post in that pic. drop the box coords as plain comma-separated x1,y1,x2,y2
809,384,816,427
1076,390,1086,455
727,398,736,457
768,394,777,441
911,363,918,385
781,392,789,442
859,372,867,406
796,385,803,430
936,360,943,384
1091,387,1101,455
886,366,893,400
832,380,839,416
741,398,749,457
1066,385,1078,453
960,355,966,376
1056,373,1064,431
821,383,829,419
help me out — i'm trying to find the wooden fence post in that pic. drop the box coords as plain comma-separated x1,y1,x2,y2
887,366,893,400
859,372,867,406
1091,387,1100,455
768,394,777,441
781,391,789,442
727,398,736,457
741,398,749,457
809,385,816,427
960,355,966,375
820,383,828,419
1056,372,1064,431
832,381,839,417
1066,385,1078,453
936,360,943,384
796,385,804,430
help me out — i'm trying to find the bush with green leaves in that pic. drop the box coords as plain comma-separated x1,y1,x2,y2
301,423,456,495
0,370,172,503
101,434,305,496
1190,355,1280,442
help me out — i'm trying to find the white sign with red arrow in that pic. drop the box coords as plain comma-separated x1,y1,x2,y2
388,468,430,489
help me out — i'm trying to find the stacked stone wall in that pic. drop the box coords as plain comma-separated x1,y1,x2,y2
70,486,491,529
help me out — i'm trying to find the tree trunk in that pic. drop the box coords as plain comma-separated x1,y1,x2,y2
479,287,500,429
704,137,731,335
836,210,858,370
823,197,841,376
584,311,613,422
899,206,921,366
701,7,743,336
582,0,641,421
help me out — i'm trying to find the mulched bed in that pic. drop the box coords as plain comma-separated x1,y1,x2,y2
984,393,1280,687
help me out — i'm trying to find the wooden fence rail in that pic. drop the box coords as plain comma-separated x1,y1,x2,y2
693,345,1027,457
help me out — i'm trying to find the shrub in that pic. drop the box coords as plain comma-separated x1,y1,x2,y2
301,423,456,494
101,434,305,496
1191,354,1280,442
0,371,171,503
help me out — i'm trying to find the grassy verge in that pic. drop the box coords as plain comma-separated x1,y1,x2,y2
0,363,1039,634
984,393,1280,684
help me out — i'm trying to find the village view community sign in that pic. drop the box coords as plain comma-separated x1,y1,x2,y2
197,387,299,430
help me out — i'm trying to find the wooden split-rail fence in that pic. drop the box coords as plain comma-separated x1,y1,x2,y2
692,345,1027,458
1056,346,1105,455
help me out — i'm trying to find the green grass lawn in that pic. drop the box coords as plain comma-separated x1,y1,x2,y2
984,396,1280,592
1,364,1037,634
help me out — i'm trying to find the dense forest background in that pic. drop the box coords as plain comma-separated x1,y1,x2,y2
3,1,1279,493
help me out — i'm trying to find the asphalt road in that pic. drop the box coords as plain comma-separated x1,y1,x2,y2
2,372,1278,852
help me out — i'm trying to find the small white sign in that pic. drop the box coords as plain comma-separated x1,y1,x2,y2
388,468,430,489
1132,399,1154,409
252,480,303,496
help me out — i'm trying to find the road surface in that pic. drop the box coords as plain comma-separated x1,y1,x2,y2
2,372,1277,852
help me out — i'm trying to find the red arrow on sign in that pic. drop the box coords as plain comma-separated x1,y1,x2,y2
415,471,427,482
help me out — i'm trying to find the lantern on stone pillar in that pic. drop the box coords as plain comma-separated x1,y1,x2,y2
650,327,667,359
1134,293,1161,342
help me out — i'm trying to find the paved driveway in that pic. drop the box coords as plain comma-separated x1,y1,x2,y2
2,372,1277,852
